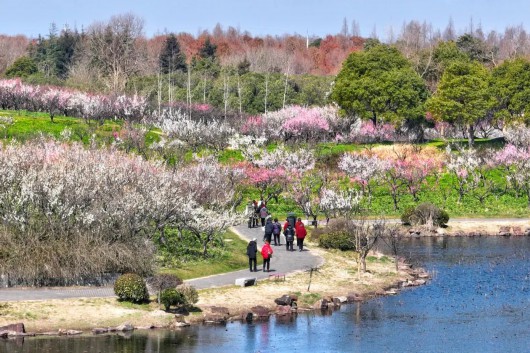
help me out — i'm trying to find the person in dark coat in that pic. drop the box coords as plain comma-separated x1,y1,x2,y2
246,238,258,272
263,216,273,243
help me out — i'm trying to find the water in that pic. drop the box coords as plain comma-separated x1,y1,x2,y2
3,236,530,353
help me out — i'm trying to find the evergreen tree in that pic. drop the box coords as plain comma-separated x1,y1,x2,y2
199,37,217,59
159,33,187,74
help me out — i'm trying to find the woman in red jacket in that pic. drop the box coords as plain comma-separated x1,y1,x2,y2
295,218,307,252
261,240,274,272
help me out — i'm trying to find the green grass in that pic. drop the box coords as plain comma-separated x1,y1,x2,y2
158,229,249,280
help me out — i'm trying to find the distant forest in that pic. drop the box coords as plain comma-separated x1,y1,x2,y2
1,14,530,113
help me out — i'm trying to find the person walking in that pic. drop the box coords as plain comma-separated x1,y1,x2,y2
272,218,282,246
263,216,273,243
246,238,258,272
259,203,268,227
261,240,274,272
284,221,295,251
295,218,307,252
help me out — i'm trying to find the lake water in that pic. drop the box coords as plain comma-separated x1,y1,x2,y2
2,236,530,353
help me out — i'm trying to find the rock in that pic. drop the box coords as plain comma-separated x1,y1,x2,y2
335,296,348,303
171,321,190,328
203,314,227,324
331,297,342,308
0,331,8,338
203,306,230,324
524,228,530,236
244,312,254,323
512,226,523,236
114,323,134,332
0,323,25,333
413,279,427,286
66,330,82,335
313,298,330,310
275,305,292,316
92,328,109,334
274,295,292,306
347,292,364,302
135,325,156,330
385,289,398,295
417,271,430,279
499,226,511,237
251,306,271,319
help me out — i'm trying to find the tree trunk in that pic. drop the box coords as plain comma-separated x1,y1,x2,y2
467,124,475,147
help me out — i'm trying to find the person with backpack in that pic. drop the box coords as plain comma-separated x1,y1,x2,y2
261,240,274,272
283,219,295,251
246,237,258,272
272,218,282,246
263,216,273,243
295,218,307,252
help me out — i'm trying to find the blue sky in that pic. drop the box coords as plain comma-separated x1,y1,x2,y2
3,0,530,38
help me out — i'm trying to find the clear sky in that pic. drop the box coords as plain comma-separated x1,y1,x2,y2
3,0,530,38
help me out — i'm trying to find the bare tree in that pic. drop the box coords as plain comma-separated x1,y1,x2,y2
87,13,145,93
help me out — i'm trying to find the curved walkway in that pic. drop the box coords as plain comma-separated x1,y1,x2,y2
0,224,324,302
2,218,528,301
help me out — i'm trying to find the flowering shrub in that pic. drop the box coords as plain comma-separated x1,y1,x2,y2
0,79,148,123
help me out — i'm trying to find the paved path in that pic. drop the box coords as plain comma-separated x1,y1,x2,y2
2,218,528,301
0,224,323,301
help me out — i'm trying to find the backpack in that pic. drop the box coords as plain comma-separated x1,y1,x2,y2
284,226,295,241
272,223,281,235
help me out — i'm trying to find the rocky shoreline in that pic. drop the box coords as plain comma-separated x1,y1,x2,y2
0,258,430,339
404,224,530,237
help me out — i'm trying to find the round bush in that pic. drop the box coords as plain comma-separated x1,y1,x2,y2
400,206,415,225
114,273,149,303
176,285,198,307
160,288,186,311
318,232,355,251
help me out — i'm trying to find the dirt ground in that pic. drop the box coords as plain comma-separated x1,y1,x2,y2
0,247,409,332
441,219,530,236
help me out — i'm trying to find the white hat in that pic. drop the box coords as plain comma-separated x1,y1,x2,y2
252,237,257,241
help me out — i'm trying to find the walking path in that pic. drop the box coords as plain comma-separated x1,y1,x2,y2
1,218,528,301
0,223,323,302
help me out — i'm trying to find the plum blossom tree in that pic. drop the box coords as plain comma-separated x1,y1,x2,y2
494,144,530,206
445,145,493,203
0,139,242,284
155,108,235,152
339,152,389,201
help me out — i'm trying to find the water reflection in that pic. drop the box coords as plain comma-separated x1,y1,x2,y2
3,237,530,353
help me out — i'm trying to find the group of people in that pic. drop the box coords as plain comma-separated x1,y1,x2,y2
246,207,308,272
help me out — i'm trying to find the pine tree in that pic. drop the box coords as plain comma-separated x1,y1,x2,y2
159,34,187,74
199,37,217,59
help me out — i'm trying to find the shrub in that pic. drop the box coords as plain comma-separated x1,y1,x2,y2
401,202,449,227
160,288,186,311
311,218,356,251
176,285,199,308
114,273,149,303
147,273,183,304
